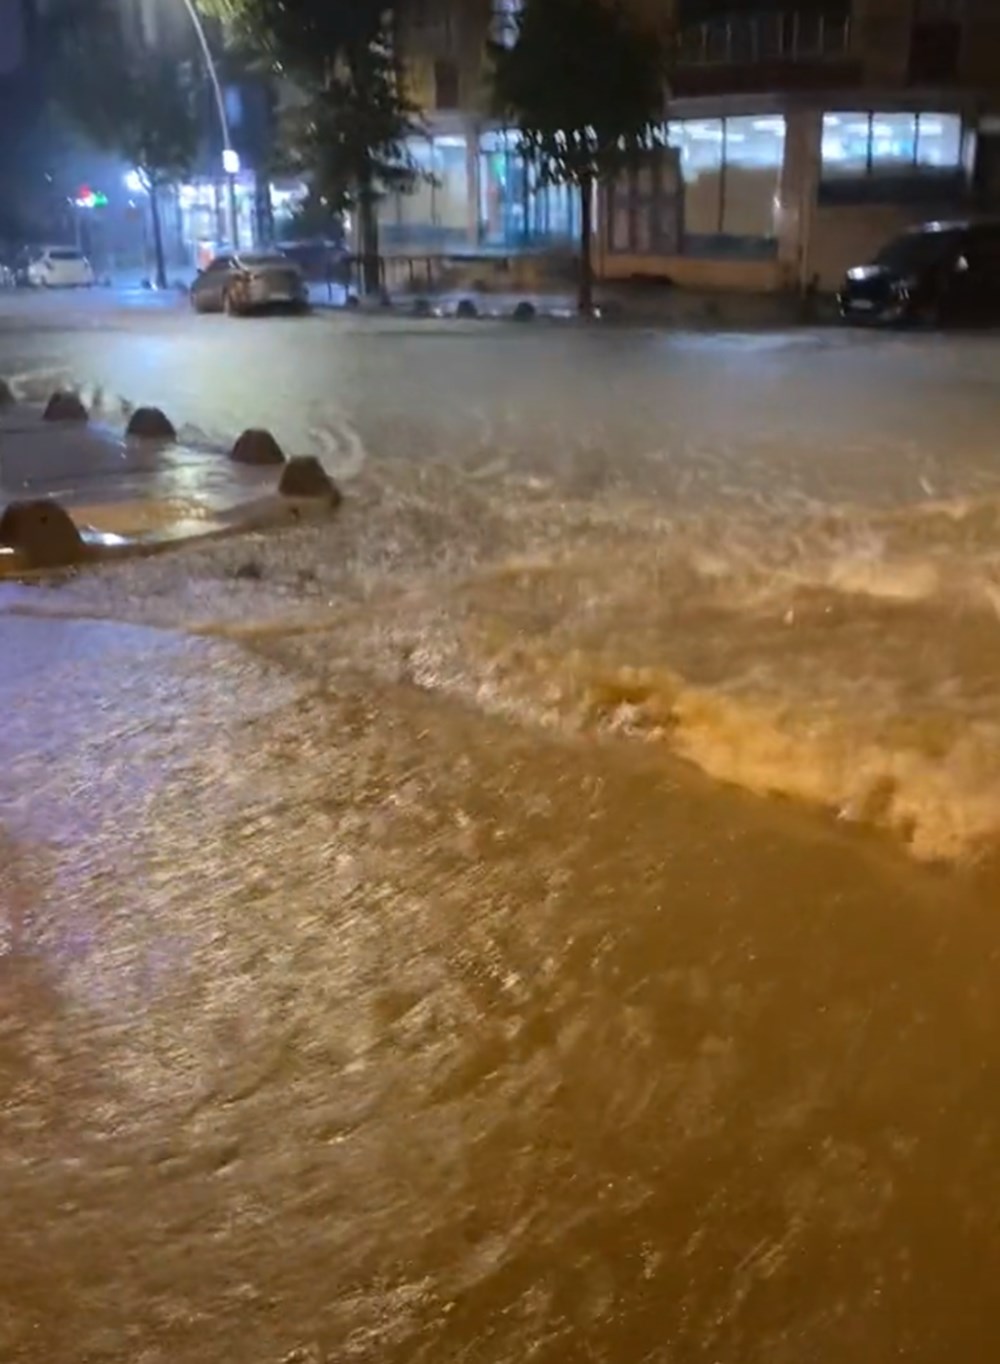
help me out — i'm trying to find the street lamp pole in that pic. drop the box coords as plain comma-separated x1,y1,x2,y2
178,0,240,250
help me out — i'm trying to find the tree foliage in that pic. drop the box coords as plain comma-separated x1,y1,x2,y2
49,0,201,286
51,2,200,192
196,0,422,291
492,0,669,309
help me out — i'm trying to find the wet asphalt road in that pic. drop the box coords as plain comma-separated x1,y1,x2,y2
6,289,1000,1364
2,285,1000,511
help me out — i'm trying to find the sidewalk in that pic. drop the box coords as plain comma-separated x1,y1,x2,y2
306,279,832,328
0,403,270,533
0,396,339,570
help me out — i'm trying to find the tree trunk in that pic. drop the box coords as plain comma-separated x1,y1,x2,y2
358,174,380,297
149,185,167,291
578,175,594,315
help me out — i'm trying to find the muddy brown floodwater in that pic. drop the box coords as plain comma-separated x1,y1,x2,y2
4,318,1000,1361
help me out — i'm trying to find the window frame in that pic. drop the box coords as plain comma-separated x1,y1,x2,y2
666,113,786,251
821,110,964,182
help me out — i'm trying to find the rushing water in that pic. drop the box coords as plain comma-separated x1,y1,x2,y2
3,316,1000,1361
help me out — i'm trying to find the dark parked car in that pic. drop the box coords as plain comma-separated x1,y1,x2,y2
839,220,1000,326
190,252,309,316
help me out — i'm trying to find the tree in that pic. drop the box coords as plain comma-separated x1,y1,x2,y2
492,0,669,313
49,2,201,289
198,0,422,295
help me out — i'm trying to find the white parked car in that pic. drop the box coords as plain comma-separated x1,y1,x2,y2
27,246,95,288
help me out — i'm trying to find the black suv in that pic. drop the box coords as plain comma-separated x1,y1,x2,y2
838,220,1000,326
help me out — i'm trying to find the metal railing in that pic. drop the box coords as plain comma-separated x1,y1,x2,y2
678,10,851,65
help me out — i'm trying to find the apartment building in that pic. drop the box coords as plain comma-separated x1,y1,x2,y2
381,0,584,251
387,0,1000,291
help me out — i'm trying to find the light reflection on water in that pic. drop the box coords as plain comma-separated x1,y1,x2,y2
3,321,1000,1360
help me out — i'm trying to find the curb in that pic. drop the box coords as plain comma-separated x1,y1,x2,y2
0,391,343,577
0,492,342,581
310,294,817,329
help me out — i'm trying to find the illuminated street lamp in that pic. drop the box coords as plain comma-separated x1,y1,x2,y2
177,0,240,249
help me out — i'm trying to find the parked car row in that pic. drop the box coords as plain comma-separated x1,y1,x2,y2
6,225,1000,329
0,245,96,288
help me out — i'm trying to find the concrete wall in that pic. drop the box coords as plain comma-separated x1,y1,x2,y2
808,202,959,292
598,252,783,291
776,107,821,290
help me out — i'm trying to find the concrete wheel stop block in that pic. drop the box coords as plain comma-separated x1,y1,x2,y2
43,391,89,423
278,456,341,504
230,428,287,466
0,499,86,570
126,406,177,441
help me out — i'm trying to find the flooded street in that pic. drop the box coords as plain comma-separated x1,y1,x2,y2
4,295,1000,1360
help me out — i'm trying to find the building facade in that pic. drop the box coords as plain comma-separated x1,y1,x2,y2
381,0,584,253
386,0,1000,291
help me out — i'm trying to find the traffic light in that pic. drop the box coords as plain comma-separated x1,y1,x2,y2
73,186,109,209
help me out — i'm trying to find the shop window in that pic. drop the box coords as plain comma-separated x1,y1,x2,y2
395,137,435,231
477,130,577,247
431,136,468,231
916,114,962,168
668,114,785,251
721,115,785,240
821,112,872,174
871,113,918,168
822,111,963,180
669,118,723,237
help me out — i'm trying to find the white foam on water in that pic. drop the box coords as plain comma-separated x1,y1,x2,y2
7,445,1000,865
352,487,1000,864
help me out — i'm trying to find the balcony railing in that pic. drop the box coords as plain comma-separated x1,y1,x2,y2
678,11,851,65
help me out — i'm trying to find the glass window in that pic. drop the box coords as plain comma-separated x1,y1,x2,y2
674,118,724,236
398,136,435,229
432,136,468,231
915,113,962,167
721,115,785,240
870,113,918,168
823,110,963,179
822,112,871,175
